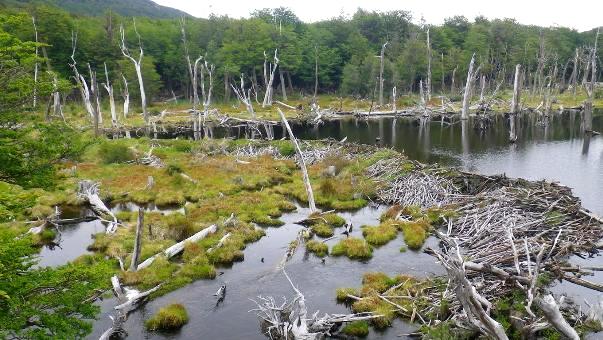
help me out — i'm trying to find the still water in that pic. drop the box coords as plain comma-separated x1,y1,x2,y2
294,111,603,216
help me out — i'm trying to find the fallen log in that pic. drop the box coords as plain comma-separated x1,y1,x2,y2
77,180,118,233
136,224,217,270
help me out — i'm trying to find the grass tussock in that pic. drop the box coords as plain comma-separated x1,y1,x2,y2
342,321,369,337
362,221,399,246
399,219,430,250
311,223,334,238
306,240,329,257
331,238,372,260
145,303,189,331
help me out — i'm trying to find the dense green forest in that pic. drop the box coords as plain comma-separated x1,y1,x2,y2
0,3,601,106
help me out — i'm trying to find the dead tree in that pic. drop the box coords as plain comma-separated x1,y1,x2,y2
279,67,287,101
570,48,579,96
87,65,101,135
77,181,117,233
584,27,600,133
510,64,522,114
129,208,144,271
378,41,388,106
32,16,39,108
461,54,476,120
534,30,546,95
426,29,432,101
231,74,255,118
392,86,397,112
201,60,214,109
69,32,95,121
262,50,279,107
277,108,316,213
102,63,117,127
313,45,319,103
119,22,148,125
121,74,129,118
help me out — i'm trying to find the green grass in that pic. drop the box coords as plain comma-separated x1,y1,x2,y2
361,221,398,246
331,238,372,260
306,240,329,257
145,303,189,331
311,223,334,237
342,321,369,337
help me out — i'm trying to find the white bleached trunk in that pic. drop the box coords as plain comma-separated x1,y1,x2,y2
121,75,129,118
231,74,255,118
262,50,279,108
461,54,476,120
277,108,316,213
510,64,522,114
392,86,397,113
426,28,432,101
102,63,117,127
129,208,144,272
32,16,39,108
119,22,148,125
379,41,388,106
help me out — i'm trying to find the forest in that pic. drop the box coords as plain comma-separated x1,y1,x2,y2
1,1,603,340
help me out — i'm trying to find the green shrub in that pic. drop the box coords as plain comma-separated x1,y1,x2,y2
99,142,134,164
277,141,295,157
145,303,189,331
166,163,183,176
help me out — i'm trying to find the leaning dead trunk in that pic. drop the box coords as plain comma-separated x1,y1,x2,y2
277,108,316,213
461,54,476,120
279,67,287,101
69,32,94,121
136,224,217,270
231,74,255,118
129,208,144,271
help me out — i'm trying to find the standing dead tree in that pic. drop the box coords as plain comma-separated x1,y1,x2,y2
313,45,319,103
278,108,316,213
87,64,101,135
426,29,432,101
119,21,148,126
533,30,546,95
378,41,388,106
509,64,522,142
68,32,95,121
461,54,476,120
392,86,397,112
121,74,129,118
102,63,118,127
231,74,255,118
584,27,600,133
262,50,279,108
569,48,580,96
32,16,39,108
129,208,144,272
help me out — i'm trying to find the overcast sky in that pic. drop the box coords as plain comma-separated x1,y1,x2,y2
153,0,600,32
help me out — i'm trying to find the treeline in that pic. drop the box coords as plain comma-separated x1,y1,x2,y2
0,4,601,104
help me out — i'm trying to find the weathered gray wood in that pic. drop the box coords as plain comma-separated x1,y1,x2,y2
536,295,579,340
129,208,144,272
277,108,317,212
461,54,476,120
136,224,217,270
510,64,522,114
119,21,148,125
378,41,388,106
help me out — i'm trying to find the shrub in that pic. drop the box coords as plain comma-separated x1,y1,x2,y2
99,142,134,164
277,141,295,157
166,163,183,176
145,303,189,331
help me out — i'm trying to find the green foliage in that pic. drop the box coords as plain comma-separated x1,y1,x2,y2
0,181,38,222
0,122,91,188
98,142,135,164
0,228,116,339
145,303,189,331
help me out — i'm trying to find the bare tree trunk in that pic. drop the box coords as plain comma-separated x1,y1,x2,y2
451,66,457,94
379,41,388,106
286,71,294,93
121,75,129,118
313,45,319,103
279,67,287,101
392,86,397,113
262,50,279,107
426,29,432,101
441,52,445,93
277,108,316,213
89,69,100,136
584,27,599,133
119,21,148,126
129,208,144,272
461,54,476,120
570,48,579,97
231,74,255,118
479,75,486,102
224,71,230,102
69,33,95,121
89,64,103,125
510,64,522,114
32,16,39,108
102,63,117,127
534,30,545,95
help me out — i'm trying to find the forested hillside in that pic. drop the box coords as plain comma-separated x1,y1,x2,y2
0,5,600,104
0,0,189,18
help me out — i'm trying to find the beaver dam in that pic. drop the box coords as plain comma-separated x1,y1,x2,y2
13,130,602,340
